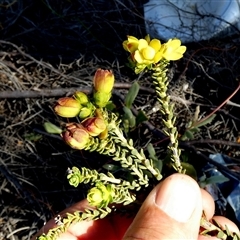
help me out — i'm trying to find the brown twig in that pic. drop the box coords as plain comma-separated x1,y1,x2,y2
0,84,155,99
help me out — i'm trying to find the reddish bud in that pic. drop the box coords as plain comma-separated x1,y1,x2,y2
62,123,90,149
54,97,81,118
81,117,107,136
93,69,114,94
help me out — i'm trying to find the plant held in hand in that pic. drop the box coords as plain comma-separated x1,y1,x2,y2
37,35,239,240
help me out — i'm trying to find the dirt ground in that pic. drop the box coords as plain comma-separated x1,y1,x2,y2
1,1,240,240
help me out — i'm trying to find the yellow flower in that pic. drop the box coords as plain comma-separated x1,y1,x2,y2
162,39,186,61
123,35,163,65
123,35,139,53
134,38,163,64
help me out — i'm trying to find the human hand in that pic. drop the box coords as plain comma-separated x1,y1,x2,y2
32,173,239,240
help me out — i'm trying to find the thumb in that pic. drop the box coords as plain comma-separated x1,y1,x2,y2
123,173,203,240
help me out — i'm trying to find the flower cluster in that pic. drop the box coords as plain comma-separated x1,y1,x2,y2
54,69,114,150
123,35,186,73
54,69,114,118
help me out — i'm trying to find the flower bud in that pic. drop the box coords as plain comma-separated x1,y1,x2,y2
54,97,81,118
93,69,114,94
74,91,89,104
67,167,83,187
81,117,106,136
62,123,90,149
87,182,115,208
93,91,111,108
79,107,92,119
79,102,95,119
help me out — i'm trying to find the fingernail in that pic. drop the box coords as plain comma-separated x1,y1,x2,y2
155,174,198,222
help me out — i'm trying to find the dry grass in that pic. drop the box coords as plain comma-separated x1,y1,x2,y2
1,1,240,240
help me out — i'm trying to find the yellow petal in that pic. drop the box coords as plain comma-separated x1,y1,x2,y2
123,41,138,53
166,39,181,50
134,50,144,63
123,40,129,51
149,39,161,51
153,51,163,63
142,46,155,60
127,35,139,42
145,34,151,43
123,36,139,52
138,39,148,51
165,52,182,61
163,39,186,61
178,46,187,54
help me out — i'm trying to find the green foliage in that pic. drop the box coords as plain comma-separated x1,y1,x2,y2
43,122,62,134
135,110,148,125
124,81,140,108
24,132,42,141
198,175,229,188
147,143,163,173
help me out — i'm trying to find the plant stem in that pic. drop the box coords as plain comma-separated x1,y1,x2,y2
152,62,183,173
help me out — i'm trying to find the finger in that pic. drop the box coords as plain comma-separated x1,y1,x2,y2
32,199,134,240
62,214,133,240
212,216,240,235
200,188,215,220
197,216,240,240
123,173,203,240
198,235,219,240
31,199,92,239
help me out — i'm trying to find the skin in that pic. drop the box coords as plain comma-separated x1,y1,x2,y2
32,174,239,240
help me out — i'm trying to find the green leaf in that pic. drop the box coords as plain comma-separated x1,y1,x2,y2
199,175,229,188
136,110,148,126
147,143,158,161
194,114,216,128
43,122,62,134
124,81,140,108
181,162,197,180
182,130,194,140
24,133,42,141
204,175,229,185
147,143,163,173
123,106,136,128
181,127,200,140
105,101,116,111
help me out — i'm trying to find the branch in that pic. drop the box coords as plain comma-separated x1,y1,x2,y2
0,84,155,99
